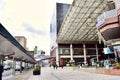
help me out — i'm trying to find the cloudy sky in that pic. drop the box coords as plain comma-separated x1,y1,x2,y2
0,0,73,55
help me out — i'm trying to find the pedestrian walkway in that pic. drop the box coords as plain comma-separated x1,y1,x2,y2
73,67,96,73
16,67,74,80
15,67,120,80
15,70,32,80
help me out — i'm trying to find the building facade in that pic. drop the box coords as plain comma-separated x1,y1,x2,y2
97,0,120,62
50,3,70,50
50,2,105,66
15,36,27,50
50,3,70,65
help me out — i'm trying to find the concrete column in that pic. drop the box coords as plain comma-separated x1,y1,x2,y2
83,44,87,65
20,60,22,73
70,44,74,62
25,62,27,71
56,44,59,66
13,58,16,75
95,44,99,62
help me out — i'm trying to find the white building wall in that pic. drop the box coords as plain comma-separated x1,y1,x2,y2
114,0,120,10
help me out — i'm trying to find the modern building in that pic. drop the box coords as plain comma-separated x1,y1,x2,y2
50,3,71,65
50,2,106,66
15,36,27,50
50,3,70,59
50,3,70,50
96,0,120,62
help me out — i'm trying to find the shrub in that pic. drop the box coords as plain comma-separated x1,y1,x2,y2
116,62,120,67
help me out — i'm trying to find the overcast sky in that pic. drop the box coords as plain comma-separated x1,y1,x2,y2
0,0,73,55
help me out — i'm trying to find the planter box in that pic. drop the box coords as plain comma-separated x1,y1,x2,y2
96,69,120,76
33,71,40,75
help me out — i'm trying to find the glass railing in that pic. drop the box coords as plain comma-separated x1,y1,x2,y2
96,9,117,28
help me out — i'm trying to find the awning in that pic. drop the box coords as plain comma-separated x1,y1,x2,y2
0,23,36,63
57,0,108,44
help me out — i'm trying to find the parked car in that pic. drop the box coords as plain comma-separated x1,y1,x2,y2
4,65,10,70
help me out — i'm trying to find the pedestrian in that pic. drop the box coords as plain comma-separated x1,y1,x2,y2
53,64,56,69
0,65,4,80
55,64,58,69
59,59,64,69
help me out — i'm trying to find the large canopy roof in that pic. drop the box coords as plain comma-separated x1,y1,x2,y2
0,23,36,63
57,0,108,44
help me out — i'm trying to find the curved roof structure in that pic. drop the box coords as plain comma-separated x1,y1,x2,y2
57,0,109,44
0,23,36,63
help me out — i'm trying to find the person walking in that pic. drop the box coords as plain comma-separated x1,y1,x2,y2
59,59,64,69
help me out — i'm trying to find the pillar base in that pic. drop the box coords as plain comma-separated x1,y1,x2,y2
69,60,75,63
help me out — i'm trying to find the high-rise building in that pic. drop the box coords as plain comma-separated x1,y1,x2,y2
56,3,70,34
50,3,70,52
15,36,27,49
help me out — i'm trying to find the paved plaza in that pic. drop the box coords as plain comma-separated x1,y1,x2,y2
19,67,120,80
3,67,120,80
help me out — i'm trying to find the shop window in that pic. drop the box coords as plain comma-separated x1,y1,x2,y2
73,49,81,54
62,49,70,54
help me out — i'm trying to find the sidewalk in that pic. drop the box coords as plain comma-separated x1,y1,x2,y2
15,67,120,80
15,69,33,80
14,67,103,80
27,67,74,80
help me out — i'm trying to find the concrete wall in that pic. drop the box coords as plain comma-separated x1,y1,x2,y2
114,0,120,10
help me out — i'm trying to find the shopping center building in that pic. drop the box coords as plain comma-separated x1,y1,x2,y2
96,0,120,62
50,1,114,66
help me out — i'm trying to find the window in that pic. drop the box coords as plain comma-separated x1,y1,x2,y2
73,49,80,54
73,48,83,55
62,48,70,54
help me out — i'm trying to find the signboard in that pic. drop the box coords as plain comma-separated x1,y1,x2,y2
103,47,114,54
96,19,105,28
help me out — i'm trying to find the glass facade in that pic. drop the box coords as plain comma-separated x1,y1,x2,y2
50,3,70,51
57,3,70,34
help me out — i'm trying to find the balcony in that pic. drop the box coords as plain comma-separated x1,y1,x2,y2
96,9,120,45
96,9,117,28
